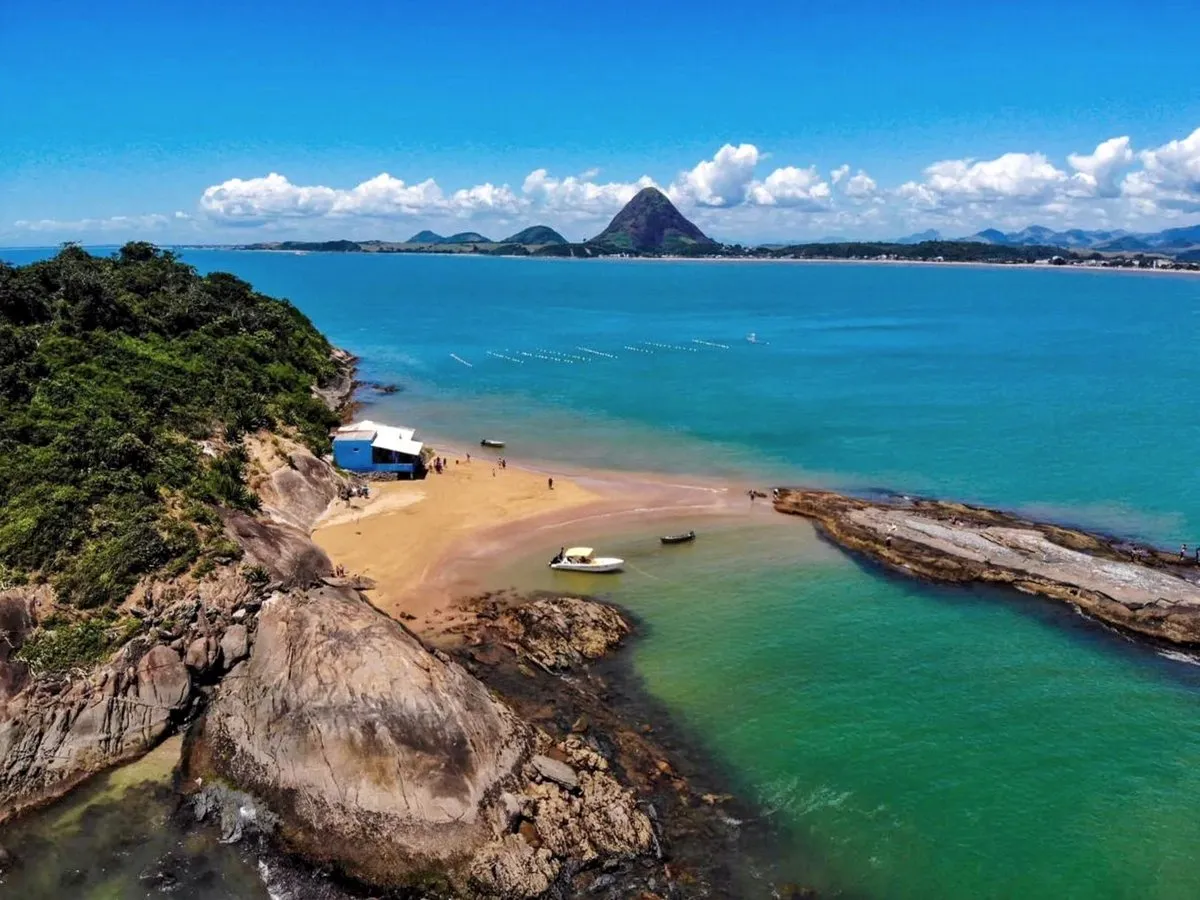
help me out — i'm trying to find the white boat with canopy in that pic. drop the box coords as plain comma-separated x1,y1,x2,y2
548,547,624,573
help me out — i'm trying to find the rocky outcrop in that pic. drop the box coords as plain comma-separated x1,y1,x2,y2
185,584,534,886
245,431,348,532
492,596,630,671
775,489,1200,646
221,509,333,587
0,589,42,707
454,592,776,898
185,586,654,895
0,569,262,823
311,347,358,416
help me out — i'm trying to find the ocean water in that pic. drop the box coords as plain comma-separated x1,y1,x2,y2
6,246,1200,897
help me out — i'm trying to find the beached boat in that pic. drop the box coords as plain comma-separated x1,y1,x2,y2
549,547,624,573
480,439,505,448
660,530,696,545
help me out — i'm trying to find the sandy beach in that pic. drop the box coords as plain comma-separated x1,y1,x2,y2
312,451,770,632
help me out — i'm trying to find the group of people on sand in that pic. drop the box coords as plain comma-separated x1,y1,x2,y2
338,483,369,502
1180,543,1200,563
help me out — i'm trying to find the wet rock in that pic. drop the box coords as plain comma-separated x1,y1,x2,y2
495,596,630,671
530,754,579,791
774,488,1200,647
0,843,13,872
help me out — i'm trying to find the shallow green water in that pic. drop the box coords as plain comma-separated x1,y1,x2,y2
501,521,1200,899
0,740,266,899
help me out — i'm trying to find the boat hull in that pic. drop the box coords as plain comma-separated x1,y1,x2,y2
660,531,696,545
480,440,505,448
549,557,624,573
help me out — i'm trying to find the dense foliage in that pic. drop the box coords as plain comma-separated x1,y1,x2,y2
0,243,340,608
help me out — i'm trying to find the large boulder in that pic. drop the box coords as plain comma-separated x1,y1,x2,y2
221,511,332,588
185,585,535,887
245,432,347,532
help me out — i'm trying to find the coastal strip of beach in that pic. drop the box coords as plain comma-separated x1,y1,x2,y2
312,449,776,633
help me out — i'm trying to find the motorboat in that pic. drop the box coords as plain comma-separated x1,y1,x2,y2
549,547,624,573
660,530,696,545
480,439,506,448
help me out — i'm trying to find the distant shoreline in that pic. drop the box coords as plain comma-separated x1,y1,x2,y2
175,244,1200,277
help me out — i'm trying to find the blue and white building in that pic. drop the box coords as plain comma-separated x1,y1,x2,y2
332,419,425,477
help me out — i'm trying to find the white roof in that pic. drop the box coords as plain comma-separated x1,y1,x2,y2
564,547,594,558
335,419,423,457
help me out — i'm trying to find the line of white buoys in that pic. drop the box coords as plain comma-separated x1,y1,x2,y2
450,353,473,367
486,351,523,363
692,339,730,349
623,345,654,354
577,347,617,359
642,340,698,352
538,348,588,363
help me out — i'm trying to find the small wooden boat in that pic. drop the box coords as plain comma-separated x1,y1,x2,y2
480,439,505,448
549,547,624,573
660,530,696,545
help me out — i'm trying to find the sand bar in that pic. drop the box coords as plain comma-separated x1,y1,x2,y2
313,451,771,631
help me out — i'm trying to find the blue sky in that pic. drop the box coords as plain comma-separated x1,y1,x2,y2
3,0,1199,244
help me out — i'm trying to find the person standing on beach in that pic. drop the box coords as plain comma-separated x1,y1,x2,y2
548,477,554,490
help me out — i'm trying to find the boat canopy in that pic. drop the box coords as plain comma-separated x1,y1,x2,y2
564,547,594,557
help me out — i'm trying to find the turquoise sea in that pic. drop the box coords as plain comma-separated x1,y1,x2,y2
5,246,1200,898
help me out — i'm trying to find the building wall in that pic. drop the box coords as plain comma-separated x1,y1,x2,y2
332,438,375,472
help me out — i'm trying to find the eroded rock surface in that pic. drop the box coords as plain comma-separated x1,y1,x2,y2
775,489,1200,646
246,431,348,532
185,584,535,886
494,596,630,671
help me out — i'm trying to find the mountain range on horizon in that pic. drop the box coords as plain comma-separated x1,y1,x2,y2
889,224,1200,255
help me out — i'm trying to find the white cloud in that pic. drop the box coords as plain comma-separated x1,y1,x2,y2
669,143,761,207
200,173,339,222
1121,127,1200,213
844,171,878,201
747,166,832,210
1067,136,1134,198
831,164,850,184
449,182,523,216
521,168,656,219
899,153,1069,211
329,174,445,217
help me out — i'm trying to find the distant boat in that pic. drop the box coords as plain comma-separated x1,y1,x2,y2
660,530,696,545
480,439,505,448
746,332,768,345
549,547,624,573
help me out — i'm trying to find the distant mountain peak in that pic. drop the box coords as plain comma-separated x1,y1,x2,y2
407,230,445,244
501,225,567,245
590,187,715,253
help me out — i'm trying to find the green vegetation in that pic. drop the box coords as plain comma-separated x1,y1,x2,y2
500,225,567,245
590,187,716,253
15,615,142,674
0,243,340,609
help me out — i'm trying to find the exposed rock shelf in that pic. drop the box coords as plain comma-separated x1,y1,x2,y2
774,489,1200,646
